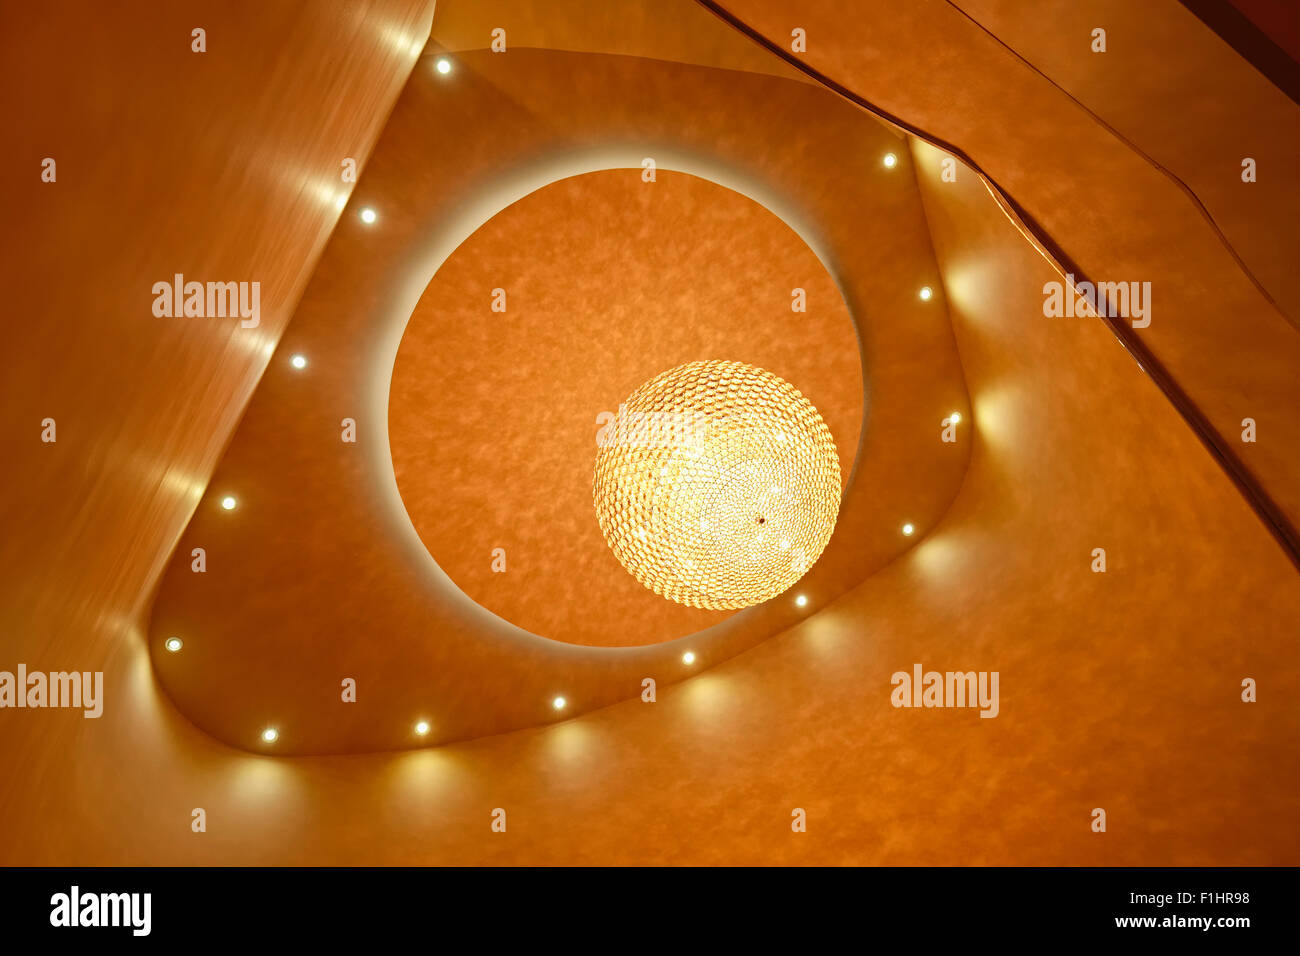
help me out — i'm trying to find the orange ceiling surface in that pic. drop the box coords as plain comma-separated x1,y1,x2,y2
1,0,1298,866
390,169,865,646
146,43,971,754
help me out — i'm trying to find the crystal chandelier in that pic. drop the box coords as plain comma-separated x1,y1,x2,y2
593,360,842,609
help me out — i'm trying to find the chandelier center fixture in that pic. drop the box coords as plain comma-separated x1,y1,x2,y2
592,360,842,610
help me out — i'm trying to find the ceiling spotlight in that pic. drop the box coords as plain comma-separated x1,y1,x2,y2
414,720,430,736
682,651,696,665
552,696,567,710
795,594,809,608
290,354,307,370
261,727,279,744
164,637,183,652
220,495,237,511
919,286,934,301
593,361,841,610
436,58,452,75
902,523,915,536
359,207,377,225
883,152,898,168
949,411,962,424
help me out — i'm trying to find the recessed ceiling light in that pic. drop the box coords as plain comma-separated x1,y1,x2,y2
795,594,809,607
919,286,934,301
436,58,452,75
359,207,377,224
682,651,696,665
414,720,430,736
552,696,567,710
220,495,237,511
290,354,307,370
261,727,278,744
883,152,898,168
949,411,962,424
902,522,915,536
164,637,183,652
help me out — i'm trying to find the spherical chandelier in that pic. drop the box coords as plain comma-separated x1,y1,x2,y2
593,360,842,609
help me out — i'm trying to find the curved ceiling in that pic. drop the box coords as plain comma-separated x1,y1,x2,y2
390,169,863,646
4,0,1298,867
147,43,971,754
713,0,1300,555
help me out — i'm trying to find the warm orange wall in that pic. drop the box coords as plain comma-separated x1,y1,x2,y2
0,0,435,850
1,0,1296,865
911,136,1299,863
953,0,1300,323
0,0,435,642
429,0,814,85
718,0,1300,542
9,136,1296,865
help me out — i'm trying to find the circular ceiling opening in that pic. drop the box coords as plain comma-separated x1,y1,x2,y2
389,169,862,646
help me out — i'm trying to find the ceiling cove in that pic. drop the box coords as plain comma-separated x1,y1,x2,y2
148,47,972,755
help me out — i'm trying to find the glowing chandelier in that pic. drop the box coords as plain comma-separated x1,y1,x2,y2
593,360,842,609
